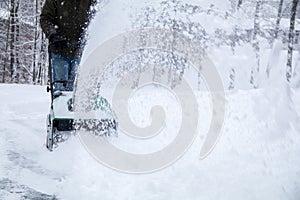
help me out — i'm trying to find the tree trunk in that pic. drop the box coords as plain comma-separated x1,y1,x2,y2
15,0,20,83
9,0,21,83
32,0,39,84
250,0,262,88
274,0,284,39
9,0,15,82
286,0,299,82
3,13,11,83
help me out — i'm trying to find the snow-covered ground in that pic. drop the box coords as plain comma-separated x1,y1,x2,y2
0,84,300,199
1,0,300,199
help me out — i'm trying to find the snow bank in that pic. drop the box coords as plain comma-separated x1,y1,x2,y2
0,84,299,199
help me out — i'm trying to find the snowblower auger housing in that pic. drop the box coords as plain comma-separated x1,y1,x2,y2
45,54,117,151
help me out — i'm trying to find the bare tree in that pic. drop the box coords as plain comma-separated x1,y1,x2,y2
3,8,11,82
9,0,18,82
32,0,39,84
274,0,284,39
250,0,262,88
286,0,299,82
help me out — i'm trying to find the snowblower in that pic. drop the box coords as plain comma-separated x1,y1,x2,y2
45,55,117,152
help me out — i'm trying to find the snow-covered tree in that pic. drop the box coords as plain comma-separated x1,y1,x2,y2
0,0,47,84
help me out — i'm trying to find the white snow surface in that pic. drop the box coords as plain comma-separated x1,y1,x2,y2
1,0,300,199
0,84,300,199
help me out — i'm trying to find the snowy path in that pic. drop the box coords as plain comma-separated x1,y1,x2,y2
0,84,300,200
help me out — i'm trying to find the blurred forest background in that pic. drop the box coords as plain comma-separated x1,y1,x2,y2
0,0,299,85
0,0,47,84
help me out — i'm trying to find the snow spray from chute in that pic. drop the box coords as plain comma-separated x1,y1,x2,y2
75,28,226,173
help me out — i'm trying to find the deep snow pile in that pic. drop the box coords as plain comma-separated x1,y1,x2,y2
0,84,299,199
